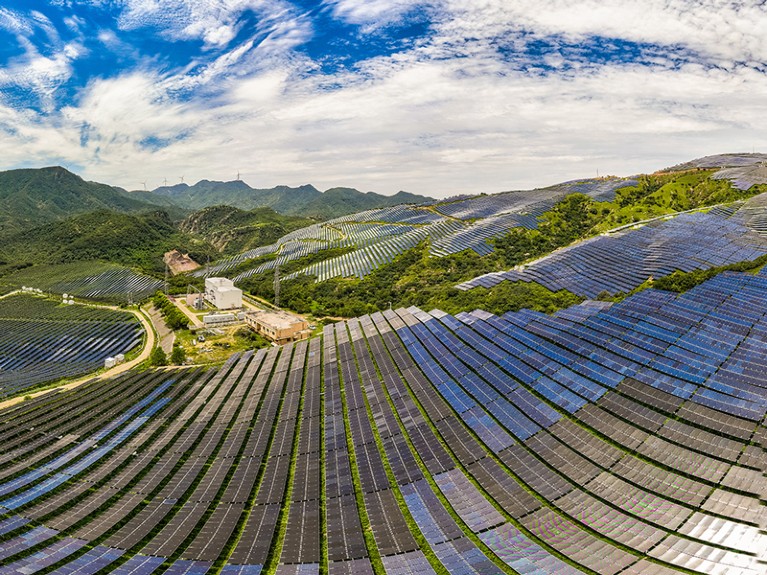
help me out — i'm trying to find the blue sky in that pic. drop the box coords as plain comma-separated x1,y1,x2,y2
0,1,765,197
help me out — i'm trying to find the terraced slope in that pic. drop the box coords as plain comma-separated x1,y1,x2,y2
458,201,767,297
0,295,143,398
2,262,163,304
667,153,767,191
199,179,635,283
0,271,764,574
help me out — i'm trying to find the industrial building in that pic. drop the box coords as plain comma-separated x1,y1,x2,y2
204,277,242,310
244,309,310,345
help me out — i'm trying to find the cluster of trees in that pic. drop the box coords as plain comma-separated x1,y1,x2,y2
239,238,581,319
149,344,186,366
652,254,767,293
152,291,189,330
493,193,605,268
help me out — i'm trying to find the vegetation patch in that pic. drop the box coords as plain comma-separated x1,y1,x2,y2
152,291,190,330
649,254,767,293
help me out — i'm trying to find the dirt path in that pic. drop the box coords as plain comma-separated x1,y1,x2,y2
0,305,156,412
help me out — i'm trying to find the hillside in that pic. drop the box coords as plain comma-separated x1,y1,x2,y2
151,179,433,219
0,210,215,273
179,205,315,255
301,187,431,220
0,166,185,235
0,270,763,574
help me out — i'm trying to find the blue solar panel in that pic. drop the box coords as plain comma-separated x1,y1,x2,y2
110,555,166,575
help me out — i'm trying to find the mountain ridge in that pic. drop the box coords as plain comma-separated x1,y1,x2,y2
0,166,176,235
150,179,433,218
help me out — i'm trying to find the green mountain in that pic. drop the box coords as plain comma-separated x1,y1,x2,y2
0,210,214,273
0,166,186,235
179,205,315,255
0,204,315,276
302,188,431,220
151,180,433,219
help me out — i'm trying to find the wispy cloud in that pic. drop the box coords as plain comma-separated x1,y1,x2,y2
0,7,84,112
323,0,431,27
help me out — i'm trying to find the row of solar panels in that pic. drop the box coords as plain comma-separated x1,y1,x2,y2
0,272,764,574
0,296,142,398
49,268,163,303
458,208,767,297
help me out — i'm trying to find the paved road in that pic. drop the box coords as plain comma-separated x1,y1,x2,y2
169,295,204,328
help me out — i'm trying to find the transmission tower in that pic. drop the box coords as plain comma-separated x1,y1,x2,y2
273,260,280,308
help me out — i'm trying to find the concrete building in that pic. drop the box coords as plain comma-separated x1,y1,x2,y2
245,309,310,345
204,277,242,310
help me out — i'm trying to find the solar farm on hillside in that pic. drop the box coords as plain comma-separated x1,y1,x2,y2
0,270,764,574
0,154,766,575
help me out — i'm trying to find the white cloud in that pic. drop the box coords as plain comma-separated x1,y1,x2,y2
436,1,767,67
323,0,430,27
5,50,764,196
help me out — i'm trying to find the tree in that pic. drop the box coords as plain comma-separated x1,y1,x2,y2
170,344,186,365
149,347,167,366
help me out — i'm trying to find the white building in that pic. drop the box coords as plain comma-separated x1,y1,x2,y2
204,277,243,310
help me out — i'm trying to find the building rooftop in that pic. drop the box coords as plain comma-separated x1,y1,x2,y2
248,309,306,331
206,277,235,288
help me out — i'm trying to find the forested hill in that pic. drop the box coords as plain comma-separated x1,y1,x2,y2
0,166,181,235
179,205,315,254
0,210,214,273
151,179,433,219
0,204,318,275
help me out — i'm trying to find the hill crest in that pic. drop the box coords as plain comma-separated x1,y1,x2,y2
151,179,432,219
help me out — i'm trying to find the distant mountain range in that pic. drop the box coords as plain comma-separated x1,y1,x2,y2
0,167,434,237
150,180,433,218
0,166,431,274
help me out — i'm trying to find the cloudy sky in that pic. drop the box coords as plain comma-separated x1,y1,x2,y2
0,1,765,197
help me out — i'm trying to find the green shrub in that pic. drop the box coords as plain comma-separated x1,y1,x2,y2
170,345,186,365
149,347,167,366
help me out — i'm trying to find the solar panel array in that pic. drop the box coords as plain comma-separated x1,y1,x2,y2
434,178,635,221
48,268,163,303
665,154,767,191
198,179,638,284
0,295,143,398
1,270,765,574
712,165,767,191
669,153,767,170
458,208,767,297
